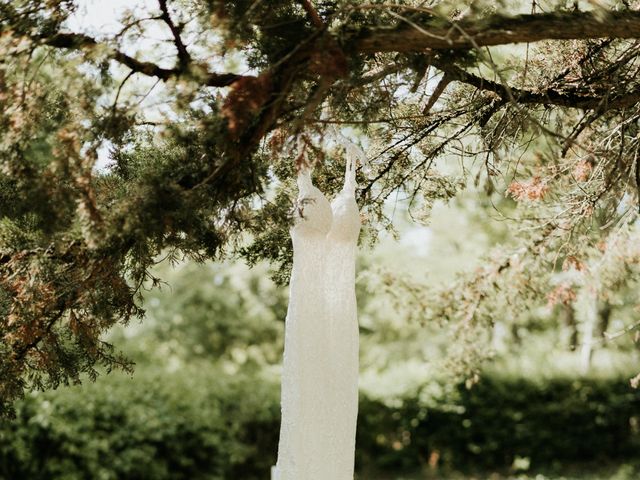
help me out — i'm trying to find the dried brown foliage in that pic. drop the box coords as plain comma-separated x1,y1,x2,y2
222,73,273,139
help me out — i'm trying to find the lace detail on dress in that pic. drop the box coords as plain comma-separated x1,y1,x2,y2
294,168,333,237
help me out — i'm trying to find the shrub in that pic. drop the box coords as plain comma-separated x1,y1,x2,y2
356,374,640,472
0,365,280,480
1,367,639,479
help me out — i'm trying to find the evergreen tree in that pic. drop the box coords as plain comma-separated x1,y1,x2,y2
2,0,640,415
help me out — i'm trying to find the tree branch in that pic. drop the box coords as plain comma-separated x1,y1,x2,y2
298,0,324,29
36,8,640,133
43,32,241,87
422,73,451,114
115,15,164,40
354,10,640,53
40,9,640,94
432,59,640,111
157,0,191,68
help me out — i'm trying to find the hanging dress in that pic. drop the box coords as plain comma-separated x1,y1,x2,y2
274,155,361,480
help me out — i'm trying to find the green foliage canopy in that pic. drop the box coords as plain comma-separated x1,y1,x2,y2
2,0,640,414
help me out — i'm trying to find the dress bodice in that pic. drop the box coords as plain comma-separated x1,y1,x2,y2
295,158,360,242
294,169,333,237
328,189,360,243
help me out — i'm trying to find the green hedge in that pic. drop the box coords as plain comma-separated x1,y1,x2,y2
1,367,639,479
0,367,280,480
356,375,640,472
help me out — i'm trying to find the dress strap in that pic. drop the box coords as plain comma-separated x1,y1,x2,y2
343,145,357,194
334,134,364,195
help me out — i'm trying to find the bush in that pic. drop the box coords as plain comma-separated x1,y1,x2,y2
0,365,280,480
356,374,640,473
1,367,639,479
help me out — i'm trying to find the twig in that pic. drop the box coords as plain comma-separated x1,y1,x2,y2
422,73,451,114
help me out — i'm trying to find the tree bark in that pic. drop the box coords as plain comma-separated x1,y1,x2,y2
354,11,640,53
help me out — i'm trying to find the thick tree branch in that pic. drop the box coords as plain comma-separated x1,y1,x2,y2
36,8,640,143
354,10,640,53
40,9,640,93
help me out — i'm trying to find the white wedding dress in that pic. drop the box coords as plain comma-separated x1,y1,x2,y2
274,155,361,480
